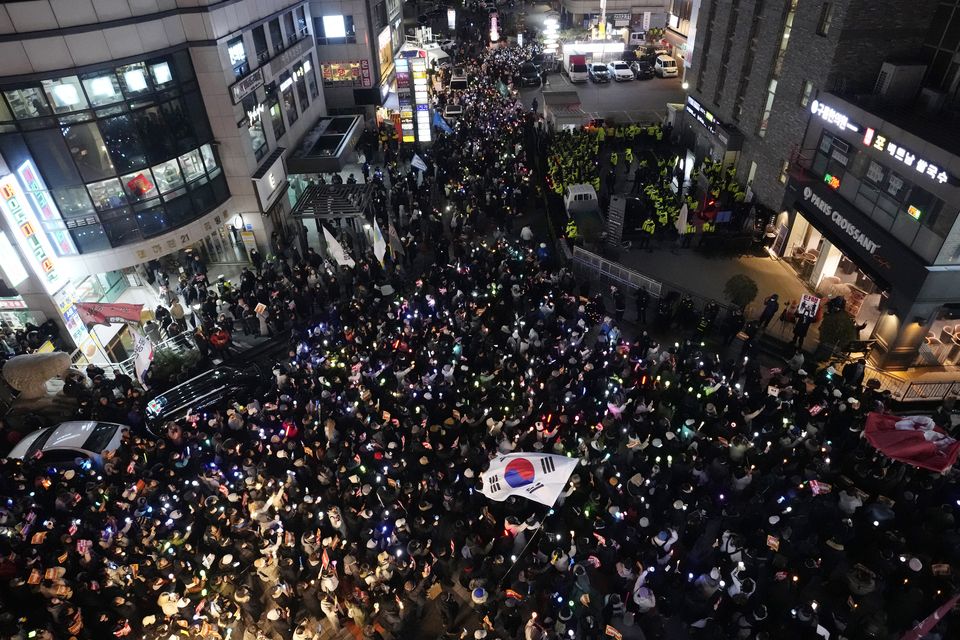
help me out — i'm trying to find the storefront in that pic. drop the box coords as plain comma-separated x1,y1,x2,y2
780,176,938,369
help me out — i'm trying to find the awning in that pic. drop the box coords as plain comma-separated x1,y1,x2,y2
290,183,373,221
287,115,364,174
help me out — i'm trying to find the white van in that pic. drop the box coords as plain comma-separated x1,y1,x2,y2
655,55,679,78
565,54,589,83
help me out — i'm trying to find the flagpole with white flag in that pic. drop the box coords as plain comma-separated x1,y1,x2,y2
322,225,356,268
675,202,689,236
129,327,154,386
480,452,579,507
372,218,387,266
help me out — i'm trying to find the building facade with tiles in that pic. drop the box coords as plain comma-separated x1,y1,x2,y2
682,0,960,371
0,0,326,363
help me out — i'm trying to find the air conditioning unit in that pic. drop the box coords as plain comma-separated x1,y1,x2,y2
873,62,926,105
917,87,947,114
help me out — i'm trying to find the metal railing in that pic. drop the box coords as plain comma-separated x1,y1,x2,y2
572,246,663,298
864,364,960,404
69,332,198,381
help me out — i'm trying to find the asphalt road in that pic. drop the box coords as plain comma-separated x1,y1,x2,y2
518,72,686,124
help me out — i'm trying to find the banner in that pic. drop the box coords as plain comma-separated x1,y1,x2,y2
372,218,387,265
481,453,578,507
432,111,454,134
75,302,144,327
388,221,405,256
131,329,154,384
322,226,356,268
864,413,960,473
411,154,428,172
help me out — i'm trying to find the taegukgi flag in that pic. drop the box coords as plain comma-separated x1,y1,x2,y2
481,453,579,507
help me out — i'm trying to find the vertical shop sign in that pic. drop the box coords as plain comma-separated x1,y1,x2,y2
0,173,66,294
360,60,372,87
16,160,78,256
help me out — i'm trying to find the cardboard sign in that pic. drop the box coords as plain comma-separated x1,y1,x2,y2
797,294,821,318
767,535,780,551
254,302,267,315
605,626,623,640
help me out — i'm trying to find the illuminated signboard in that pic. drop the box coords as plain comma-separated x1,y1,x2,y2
809,99,859,132
0,173,66,294
395,58,415,143
862,127,951,185
824,173,841,190
411,57,431,143
685,95,717,136
907,205,922,220
16,160,78,256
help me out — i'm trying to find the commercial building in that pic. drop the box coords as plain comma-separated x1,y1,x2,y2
0,0,329,363
308,0,404,118
558,0,667,35
682,0,960,372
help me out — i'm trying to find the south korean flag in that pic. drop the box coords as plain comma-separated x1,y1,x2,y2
480,453,580,507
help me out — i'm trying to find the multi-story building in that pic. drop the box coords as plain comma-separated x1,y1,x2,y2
559,0,667,34
308,0,404,118
0,0,327,363
683,0,960,373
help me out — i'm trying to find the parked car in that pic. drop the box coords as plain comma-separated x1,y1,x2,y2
655,55,679,77
517,62,542,87
608,60,634,82
145,365,260,428
588,63,610,83
565,55,589,83
631,60,654,80
7,421,129,467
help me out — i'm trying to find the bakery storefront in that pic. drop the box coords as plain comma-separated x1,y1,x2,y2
780,176,935,369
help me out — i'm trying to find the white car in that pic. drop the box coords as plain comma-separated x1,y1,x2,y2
608,60,634,82
437,39,457,53
7,421,129,466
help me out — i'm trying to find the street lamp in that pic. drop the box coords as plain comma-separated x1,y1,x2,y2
682,81,689,90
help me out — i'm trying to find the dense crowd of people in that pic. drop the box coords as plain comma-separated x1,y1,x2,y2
0,31,958,640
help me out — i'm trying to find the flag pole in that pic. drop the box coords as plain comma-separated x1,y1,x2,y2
497,508,551,589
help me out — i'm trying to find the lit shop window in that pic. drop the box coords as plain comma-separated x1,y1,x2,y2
322,62,364,87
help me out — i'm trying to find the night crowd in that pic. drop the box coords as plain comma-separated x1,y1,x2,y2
0,37,958,640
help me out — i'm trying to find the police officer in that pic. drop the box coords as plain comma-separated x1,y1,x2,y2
639,217,656,251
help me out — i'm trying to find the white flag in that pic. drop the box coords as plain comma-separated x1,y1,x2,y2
322,226,355,268
130,328,153,384
411,154,428,172
480,453,579,507
372,218,387,265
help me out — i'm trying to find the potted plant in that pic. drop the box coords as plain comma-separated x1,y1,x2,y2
817,310,857,360
723,274,759,310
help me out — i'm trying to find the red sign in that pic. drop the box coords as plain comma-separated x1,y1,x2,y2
126,173,154,196
75,302,144,327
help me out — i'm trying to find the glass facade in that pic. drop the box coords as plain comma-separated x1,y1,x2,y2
0,50,228,252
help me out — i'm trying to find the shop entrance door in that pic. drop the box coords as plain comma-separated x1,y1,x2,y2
197,226,248,265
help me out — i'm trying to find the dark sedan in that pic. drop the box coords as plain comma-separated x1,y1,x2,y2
588,63,610,83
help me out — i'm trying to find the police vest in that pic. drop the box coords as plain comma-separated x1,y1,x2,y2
642,220,656,234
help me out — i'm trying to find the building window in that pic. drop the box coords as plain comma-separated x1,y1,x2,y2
758,79,777,138
773,0,799,77
799,80,813,107
280,72,299,126
252,26,270,65
41,77,88,114
269,18,285,53
268,96,285,140
3,87,51,119
227,36,249,80
817,2,834,36
322,62,364,87
242,94,267,161
906,186,951,236
305,56,320,100
316,15,357,44
296,6,309,37
80,72,123,108
116,62,152,97
284,11,297,43
295,67,310,110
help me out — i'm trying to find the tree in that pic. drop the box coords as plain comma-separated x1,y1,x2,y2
723,274,759,309
819,310,857,352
